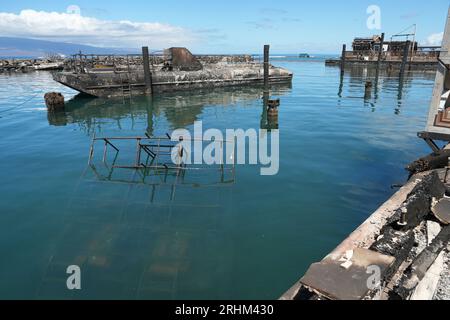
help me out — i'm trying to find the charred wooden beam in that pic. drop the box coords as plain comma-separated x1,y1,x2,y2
369,172,445,295
370,227,415,283
406,149,450,176
375,33,385,80
392,225,450,299
381,171,446,232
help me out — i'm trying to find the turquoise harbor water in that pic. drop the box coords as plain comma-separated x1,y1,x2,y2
0,58,436,299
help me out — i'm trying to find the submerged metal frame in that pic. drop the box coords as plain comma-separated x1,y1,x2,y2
88,133,236,178
87,133,236,204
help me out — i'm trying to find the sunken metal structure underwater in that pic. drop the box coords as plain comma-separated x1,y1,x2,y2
53,47,293,98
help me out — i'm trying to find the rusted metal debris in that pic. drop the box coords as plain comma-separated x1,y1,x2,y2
86,133,236,204
163,47,203,71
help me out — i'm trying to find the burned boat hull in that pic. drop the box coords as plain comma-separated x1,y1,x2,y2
53,64,293,98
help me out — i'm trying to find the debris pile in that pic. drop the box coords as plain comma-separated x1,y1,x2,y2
196,55,254,65
282,169,450,300
53,47,293,98
0,59,64,73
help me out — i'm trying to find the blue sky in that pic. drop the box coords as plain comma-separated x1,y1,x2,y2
0,0,448,53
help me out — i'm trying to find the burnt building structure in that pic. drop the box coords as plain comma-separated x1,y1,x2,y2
352,35,418,56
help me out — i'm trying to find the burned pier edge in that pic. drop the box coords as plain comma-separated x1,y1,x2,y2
406,149,450,176
393,225,450,299
282,170,449,301
371,171,447,299
381,171,445,232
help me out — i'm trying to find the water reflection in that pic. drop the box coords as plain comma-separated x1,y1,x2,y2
335,64,436,114
47,85,292,134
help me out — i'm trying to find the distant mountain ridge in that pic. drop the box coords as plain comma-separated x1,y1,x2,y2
0,37,139,57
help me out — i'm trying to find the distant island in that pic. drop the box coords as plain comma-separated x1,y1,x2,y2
0,37,139,58
298,53,311,58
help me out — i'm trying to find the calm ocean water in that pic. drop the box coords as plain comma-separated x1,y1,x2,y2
0,58,435,299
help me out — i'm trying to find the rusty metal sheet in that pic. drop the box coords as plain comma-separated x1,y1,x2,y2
300,248,395,300
432,198,450,225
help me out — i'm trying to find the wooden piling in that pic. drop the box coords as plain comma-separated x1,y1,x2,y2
364,81,373,101
264,45,270,90
44,92,65,111
374,33,385,100
340,44,346,72
400,41,411,79
142,46,153,95
261,42,270,129
376,33,385,76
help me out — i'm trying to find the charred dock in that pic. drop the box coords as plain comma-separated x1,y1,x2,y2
52,47,293,98
326,35,440,70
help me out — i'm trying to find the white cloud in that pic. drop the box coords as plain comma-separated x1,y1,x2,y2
0,9,196,48
425,32,444,46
